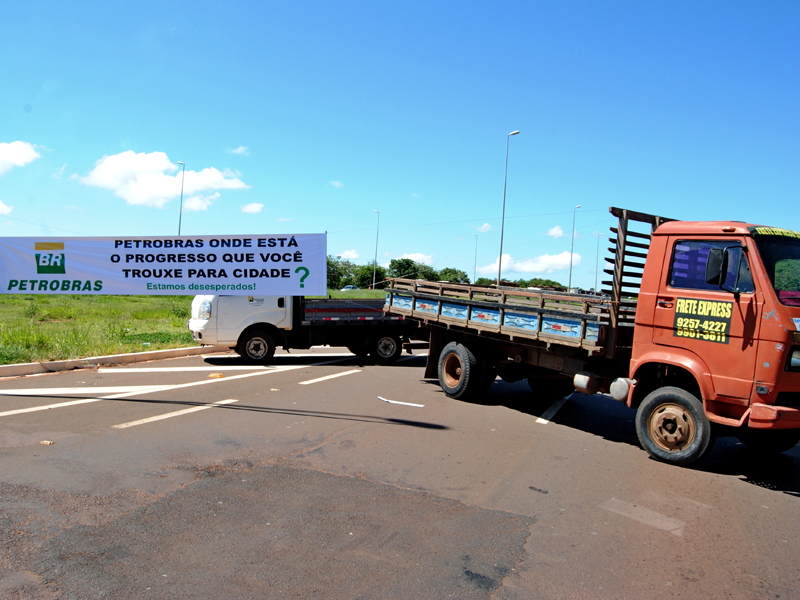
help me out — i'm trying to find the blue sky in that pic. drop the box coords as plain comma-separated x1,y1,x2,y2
2,1,798,289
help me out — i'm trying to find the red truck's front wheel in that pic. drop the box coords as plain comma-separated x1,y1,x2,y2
635,386,715,466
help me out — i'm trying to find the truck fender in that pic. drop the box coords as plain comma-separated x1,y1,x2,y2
628,347,715,409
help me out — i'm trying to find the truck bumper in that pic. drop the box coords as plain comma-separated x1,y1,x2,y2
187,318,218,346
748,403,800,429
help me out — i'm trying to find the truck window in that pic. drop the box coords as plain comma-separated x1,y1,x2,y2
669,240,755,293
751,232,800,306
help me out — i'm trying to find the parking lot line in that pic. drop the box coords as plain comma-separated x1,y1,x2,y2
0,385,172,396
112,398,239,429
299,370,361,385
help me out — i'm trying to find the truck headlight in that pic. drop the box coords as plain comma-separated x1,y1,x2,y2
199,300,212,320
789,348,800,372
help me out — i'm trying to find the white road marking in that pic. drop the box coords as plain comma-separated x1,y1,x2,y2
378,396,424,407
112,398,239,429
98,367,272,373
0,386,172,396
536,397,569,424
0,364,316,418
600,498,686,537
299,370,361,385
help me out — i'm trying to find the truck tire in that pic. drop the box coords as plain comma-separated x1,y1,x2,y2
737,429,800,454
237,329,276,363
371,334,402,364
437,341,488,400
635,386,714,466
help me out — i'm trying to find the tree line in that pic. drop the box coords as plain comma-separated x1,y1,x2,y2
327,255,565,290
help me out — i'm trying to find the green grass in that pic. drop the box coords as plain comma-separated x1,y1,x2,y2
0,294,197,365
0,290,388,365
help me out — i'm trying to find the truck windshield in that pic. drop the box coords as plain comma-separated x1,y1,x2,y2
750,228,800,307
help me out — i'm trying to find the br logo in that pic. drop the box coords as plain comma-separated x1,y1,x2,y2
35,242,66,274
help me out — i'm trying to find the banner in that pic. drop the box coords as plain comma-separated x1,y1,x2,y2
0,234,327,296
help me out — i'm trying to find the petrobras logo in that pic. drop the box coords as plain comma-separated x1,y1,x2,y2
35,242,66,274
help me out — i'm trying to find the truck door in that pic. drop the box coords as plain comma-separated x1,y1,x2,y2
652,237,761,400
217,296,289,343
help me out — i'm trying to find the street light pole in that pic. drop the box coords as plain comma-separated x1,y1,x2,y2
568,204,581,292
497,130,520,287
595,232,601,293
177,161,186,236
372,210,380,289
473,234,478,284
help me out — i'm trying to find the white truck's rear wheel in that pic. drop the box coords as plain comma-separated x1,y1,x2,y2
371,334,402,363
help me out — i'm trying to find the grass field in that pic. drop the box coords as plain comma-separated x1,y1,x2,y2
0,290,388,366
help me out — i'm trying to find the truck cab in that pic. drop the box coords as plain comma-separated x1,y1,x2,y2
630,221,800,459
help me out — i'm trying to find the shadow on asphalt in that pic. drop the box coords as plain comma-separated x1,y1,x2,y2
425,377,800,498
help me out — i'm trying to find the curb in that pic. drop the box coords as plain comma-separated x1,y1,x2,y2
0,345,230,379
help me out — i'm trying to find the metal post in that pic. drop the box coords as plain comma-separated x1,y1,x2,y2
372,210,380,289
177,161,186,236
568,204,581,291
473,234,478,283
497,130,519,286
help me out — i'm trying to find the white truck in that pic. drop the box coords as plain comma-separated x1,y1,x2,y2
187,294,413,363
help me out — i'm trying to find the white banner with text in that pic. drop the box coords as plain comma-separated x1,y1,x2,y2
0,234,326,296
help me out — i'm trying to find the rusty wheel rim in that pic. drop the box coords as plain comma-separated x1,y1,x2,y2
648,402,695,452
442,352,463,389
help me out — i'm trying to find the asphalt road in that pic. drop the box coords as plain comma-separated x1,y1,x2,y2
1,348,799,599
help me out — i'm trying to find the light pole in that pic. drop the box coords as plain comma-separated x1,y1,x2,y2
177,161,186,236
497,130,520,286
594,232,602,293
473,234,478,284
568,204,581,292
372,210,380,289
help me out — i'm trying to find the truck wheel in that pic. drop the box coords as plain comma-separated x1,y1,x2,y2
237,330,276,363
635,386,714,466
371,334,402,364
438,341,486,400
737,429,800,454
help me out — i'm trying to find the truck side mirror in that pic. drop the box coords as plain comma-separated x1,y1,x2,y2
720,246,744,294
705,248,724,286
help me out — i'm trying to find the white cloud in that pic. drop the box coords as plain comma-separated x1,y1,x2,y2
340,249,359,260
0,199,13,215
183,192,220,212
477,223,492,233
547,225,564,238
330,180,343,188
53,164,67,180
277,217,291,222
242,202,264,214
477,251,580,275
228,146,249,155
401,252,434,265
0,141,40,177
78,150,249,208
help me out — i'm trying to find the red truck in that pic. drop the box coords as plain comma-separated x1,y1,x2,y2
384,207,800,466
